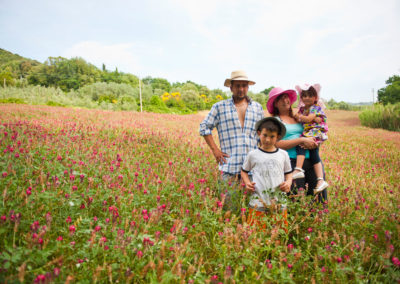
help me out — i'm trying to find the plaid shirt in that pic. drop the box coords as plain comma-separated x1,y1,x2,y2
199,97,264,174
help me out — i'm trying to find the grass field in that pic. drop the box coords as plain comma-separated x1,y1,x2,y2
0,104,399,283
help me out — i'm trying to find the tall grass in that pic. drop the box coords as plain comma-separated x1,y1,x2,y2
359,103,400,132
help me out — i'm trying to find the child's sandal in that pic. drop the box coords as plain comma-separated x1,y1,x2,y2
314,177,329,194
292,167,305,180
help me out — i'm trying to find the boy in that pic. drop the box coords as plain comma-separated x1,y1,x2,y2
241,117,293,228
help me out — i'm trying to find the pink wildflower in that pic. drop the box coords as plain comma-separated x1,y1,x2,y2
34,274,46,283
392,257,400,267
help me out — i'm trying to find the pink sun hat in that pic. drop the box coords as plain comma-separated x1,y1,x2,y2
295,83,321,100
295,83,326,109
266,87,297,114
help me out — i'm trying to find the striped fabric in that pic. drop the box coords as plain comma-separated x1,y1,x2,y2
199,97,264,174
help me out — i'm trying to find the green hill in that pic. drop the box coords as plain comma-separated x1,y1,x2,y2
0,48,42,79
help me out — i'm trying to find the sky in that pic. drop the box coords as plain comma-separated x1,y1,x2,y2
1,0,399,103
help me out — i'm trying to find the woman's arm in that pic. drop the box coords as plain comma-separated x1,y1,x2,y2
298,113,317,123
276,137,317,150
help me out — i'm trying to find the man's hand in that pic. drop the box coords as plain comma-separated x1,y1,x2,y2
279,181,291,193
212,148,229,165
245,181,256,192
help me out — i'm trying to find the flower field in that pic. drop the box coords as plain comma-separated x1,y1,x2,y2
0,104,399,283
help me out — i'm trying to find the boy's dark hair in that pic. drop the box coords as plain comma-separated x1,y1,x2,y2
255,117,286,138
258,120,281,135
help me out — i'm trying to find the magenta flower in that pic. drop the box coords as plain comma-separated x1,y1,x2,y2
210,275,218,282
34,274,46,283
392,257,400,267
137,250,143,258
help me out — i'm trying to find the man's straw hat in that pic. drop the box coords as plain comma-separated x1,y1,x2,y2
224,70,256,87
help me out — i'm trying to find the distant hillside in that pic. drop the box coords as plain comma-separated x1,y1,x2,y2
0,48,42,78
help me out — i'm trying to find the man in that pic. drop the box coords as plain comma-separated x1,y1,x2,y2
199,70,264,209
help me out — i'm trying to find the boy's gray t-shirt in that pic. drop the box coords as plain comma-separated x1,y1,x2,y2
242,148,292,210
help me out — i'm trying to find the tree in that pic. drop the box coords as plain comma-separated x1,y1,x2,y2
0,70,15,87
142,76,171,92
181,89,204,110
261,86,274,95
378,75,400,105
181,82,198,95
28,56,101,91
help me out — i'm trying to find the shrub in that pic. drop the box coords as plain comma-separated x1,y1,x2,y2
181,90,205,111
78,82,137,102
0,97,25,104
46,100,65,107
359,103,400,131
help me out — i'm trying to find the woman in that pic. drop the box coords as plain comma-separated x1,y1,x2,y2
266,87,328,201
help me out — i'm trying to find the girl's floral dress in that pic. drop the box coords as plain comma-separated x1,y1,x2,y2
298,105,328,143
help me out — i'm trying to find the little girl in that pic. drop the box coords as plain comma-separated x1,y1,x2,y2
292,83,329,194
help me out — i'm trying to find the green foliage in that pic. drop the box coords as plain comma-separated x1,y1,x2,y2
149,95,167,108
101,70,139,87
378,75,400,105
359,103,400,131
181,82,199,94
0,70,15,87
181,89,205,111
0,48,41,79
0,97,25,104
261,86,274,95
28,56,101,91
78,82,137,101
248,91,267,108
142,76,171,92
46,100,65,107
77,82,138,111
326,99,368,111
